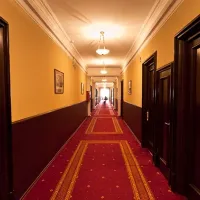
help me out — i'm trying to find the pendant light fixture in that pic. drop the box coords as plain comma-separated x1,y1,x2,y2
102,76,107,82
96,31,110,55
100,61,107,74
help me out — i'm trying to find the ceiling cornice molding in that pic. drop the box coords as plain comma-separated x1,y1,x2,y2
15,0,87,73
122,0,184,73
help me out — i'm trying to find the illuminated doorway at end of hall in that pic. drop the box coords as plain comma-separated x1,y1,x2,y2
100,87,110,100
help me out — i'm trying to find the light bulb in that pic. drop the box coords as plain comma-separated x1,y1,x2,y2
100,69,107,74
96,48,110,55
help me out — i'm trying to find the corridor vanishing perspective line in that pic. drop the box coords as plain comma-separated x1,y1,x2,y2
22,101,185,200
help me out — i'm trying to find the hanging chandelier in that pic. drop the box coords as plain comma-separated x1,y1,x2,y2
96,31,110,55
100,61,107,74
102,76,107,82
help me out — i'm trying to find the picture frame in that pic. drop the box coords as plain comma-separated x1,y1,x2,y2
128,80,132,95
81,82,84,95
54,69,64,94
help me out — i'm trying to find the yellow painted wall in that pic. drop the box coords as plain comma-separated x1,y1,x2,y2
0,0,86,122
123,0,200,107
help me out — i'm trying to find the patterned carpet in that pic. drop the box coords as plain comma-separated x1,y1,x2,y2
22,101,186,200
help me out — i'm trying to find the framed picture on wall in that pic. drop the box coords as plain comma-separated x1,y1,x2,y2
54,69,64,94
81,82,84,95
128,80,132,95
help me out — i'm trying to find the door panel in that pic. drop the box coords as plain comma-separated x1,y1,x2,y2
121,80,124,118
188,41,200,199
147,65,155,151
95,89,98,106
156,65,172,180
90,85,92,112
142,52,157,160
162,78,170,163
193,48,200,189
112,88,114,106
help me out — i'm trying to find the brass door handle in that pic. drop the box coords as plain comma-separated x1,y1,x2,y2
146,111,149,121
165,122,170,126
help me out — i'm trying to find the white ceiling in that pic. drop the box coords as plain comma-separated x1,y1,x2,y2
46,0,156,69
19,0,182,81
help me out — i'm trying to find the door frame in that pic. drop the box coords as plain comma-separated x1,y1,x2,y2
142,52,158,164
0,17,13,199
174,15,200,195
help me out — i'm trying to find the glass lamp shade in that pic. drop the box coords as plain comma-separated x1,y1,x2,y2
100,69,107,74
96,48,110,55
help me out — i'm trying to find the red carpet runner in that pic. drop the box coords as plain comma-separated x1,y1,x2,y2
22,101,186,200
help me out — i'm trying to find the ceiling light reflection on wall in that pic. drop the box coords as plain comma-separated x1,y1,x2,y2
96,31,110,55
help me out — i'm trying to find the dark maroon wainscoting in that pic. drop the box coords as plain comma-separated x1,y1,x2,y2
123,101,142,142
12,101,87,199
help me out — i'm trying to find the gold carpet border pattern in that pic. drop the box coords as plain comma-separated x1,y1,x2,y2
109,109,115,115
94,109,114,116
50,140,155,200
85,117,123,134
94,109,100,115
120,141,155,200
50,141,87,200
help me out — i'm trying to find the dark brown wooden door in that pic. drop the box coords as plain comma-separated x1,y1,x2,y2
142,53,156,157
146,64,155,151
187,37,200,199
156,64,172,180
113,88,114,107
95,89,98,106
90,85,92,112
174,15,200,198
0,18,13,199
121,80,124,118
111,88,113,105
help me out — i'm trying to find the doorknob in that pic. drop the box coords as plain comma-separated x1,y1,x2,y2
146,111,149,121
164,122,170,126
